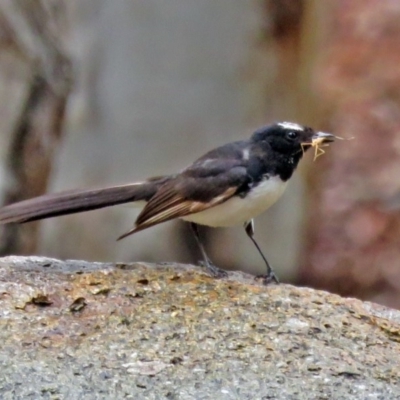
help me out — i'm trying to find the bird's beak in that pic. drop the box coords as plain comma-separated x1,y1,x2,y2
301,131,340,161
311,131,335,145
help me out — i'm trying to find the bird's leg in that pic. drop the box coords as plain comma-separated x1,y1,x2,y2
190,222,227,278
244,219,279,285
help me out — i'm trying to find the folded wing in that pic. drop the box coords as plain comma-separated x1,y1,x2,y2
118,160,250,239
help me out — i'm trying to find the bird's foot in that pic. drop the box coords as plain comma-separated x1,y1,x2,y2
255,270,280,285
198,260,228,279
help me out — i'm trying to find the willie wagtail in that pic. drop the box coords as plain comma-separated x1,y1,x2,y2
0,122,335,283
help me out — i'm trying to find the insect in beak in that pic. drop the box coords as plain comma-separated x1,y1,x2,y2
301,132,351,161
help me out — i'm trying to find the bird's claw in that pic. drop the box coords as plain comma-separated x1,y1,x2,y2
198,260,228,278
255,270,280,285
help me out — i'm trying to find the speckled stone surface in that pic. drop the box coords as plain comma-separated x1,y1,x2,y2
0,256,399,399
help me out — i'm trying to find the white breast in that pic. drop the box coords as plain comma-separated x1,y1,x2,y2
182,176,288,227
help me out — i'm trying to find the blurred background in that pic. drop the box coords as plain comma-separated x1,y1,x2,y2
1,0,400,308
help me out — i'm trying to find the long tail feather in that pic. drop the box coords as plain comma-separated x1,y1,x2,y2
0,177,169,224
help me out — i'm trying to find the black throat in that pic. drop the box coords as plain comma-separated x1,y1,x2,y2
247,145,303,184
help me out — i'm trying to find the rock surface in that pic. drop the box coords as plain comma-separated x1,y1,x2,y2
0,256,399,399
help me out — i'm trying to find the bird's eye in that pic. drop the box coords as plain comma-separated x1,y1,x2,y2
287,131,298,140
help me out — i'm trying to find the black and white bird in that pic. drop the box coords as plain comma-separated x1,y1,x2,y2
0,122,335,283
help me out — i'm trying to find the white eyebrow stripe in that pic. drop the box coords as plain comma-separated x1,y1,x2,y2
277,122,304,131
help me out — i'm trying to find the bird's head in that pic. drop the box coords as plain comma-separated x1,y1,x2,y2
251,122,335,159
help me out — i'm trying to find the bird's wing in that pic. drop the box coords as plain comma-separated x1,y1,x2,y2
117,159,250,239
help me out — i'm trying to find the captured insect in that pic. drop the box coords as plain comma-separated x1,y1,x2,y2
301,135,353,161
